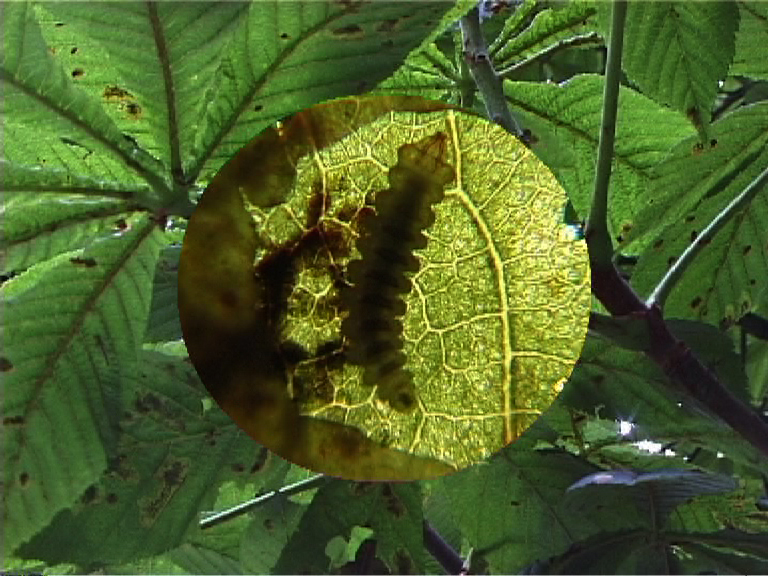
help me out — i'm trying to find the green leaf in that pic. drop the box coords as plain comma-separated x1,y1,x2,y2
2,3,169,203
435,449,629,574
2,181,139,273
2,216,164,555
505,74,695,239
240,496,308,575
491,1,599,68
144,245,182,343
182,2,457,184
522,529,653,575
14,350,267,566
374,42,460,103
566,469,738,527
629,103,768,327
675,528,768,561
560,335,768,476
622,2,739,140
324,525,375,571
38,2,248,179
679,541,768,575
730,3,768,81
272,481,424,575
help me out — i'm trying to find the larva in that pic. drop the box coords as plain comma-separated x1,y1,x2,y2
341,131,455,412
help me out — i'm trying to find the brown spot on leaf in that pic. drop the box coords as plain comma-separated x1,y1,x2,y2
685,214,695,222
250,452,267,474
0,357,13,372
381,484,406,517
70,257,97,267
81,484,99,504
163,459,186,487
19,472,30,487
126,102,142,117
743,245,752,256
332,24,364,37
352,481,376,497
104,85,133,100
690,230,698,242
690,296,702,309
376,18,400,33
653,238,664,250
107,492,119,504
3,415,24,426
135,392,163,414
667,256,677,268
70,46,78,54
71,68,84,78
139,458,190,526
264,518,274,532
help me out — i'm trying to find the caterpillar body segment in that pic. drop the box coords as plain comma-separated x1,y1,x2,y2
341,132,455,413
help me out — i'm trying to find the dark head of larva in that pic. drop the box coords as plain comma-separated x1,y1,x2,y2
341,131,455,413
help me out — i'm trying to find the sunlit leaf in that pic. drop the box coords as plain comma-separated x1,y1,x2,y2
2,217,164,554
629,103,768,328
179,95,591,481
622,2,738,140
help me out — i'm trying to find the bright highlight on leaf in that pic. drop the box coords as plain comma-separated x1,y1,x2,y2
179,96,590,481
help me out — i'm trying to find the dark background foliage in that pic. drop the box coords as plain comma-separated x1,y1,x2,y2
2,1,767,574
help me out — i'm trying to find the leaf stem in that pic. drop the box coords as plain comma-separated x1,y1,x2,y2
585,0,626,268
582,1,768,458
199,473,329,529
459,6,523,137
423,520,465,574
647,164,768,309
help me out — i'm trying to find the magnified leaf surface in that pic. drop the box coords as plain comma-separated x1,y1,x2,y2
179,96,590,481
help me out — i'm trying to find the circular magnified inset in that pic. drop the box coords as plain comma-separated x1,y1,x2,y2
178,96,590,481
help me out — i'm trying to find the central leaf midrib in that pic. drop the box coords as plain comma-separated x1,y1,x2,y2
445,112,515,444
